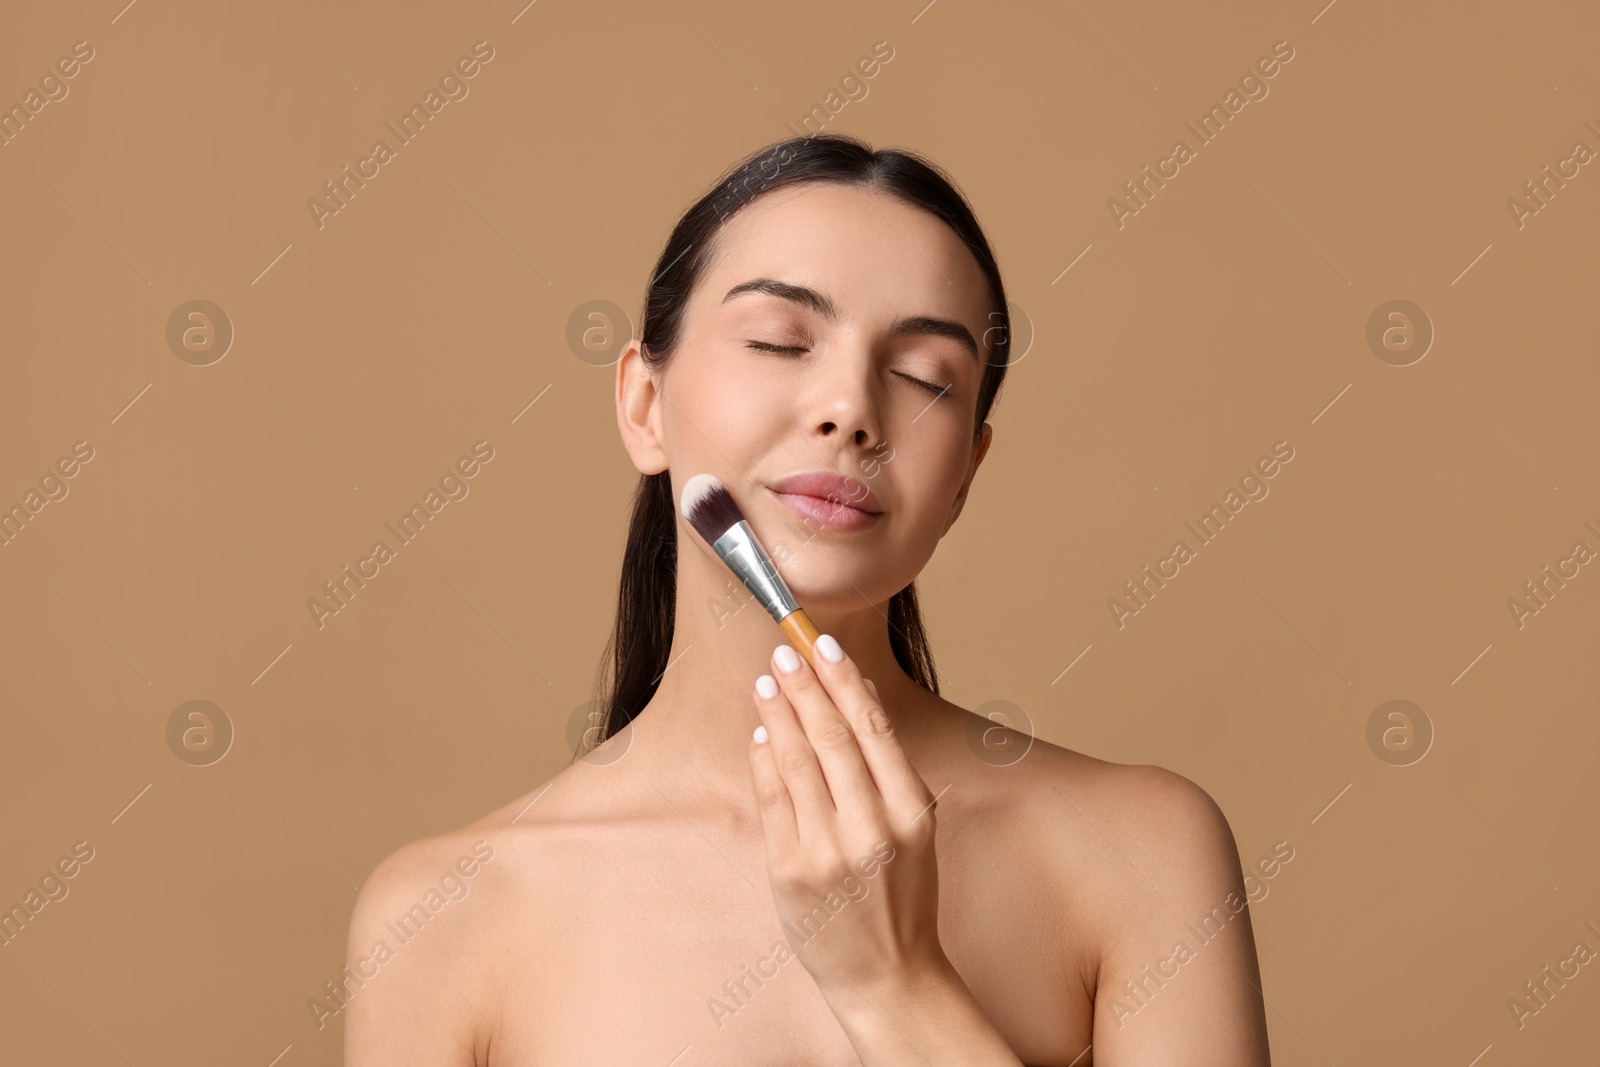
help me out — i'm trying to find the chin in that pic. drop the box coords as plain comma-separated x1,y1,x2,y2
776,556,905,608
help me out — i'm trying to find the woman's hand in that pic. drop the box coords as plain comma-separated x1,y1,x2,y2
746,634,1028,1065
747,633,946,1001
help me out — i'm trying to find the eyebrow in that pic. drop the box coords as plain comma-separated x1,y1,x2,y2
722,277,981,361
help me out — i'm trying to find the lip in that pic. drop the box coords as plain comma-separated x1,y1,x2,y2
767,470,884,514
767,470,884,533
769,488,884,532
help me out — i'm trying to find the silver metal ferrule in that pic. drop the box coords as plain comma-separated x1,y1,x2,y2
712,520,799,624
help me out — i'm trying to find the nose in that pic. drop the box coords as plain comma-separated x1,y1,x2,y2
809,347,884,452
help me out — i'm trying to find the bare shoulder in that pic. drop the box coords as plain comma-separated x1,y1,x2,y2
927,697,1247,932
342,770,587,1066
1037,745,1240,870
341,824,498,1064
1046,752,1246,916
931,695,1236,845
930,701,1270,1062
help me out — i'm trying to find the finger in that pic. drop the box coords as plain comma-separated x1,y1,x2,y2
770,643,881,817
753,672,837,832
807,634,933,819
748,724,799,858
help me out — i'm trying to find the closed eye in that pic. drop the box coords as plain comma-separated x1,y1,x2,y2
744,341,953,398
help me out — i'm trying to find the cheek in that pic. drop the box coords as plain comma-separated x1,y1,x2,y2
904,437,970,503
669,352,774,455
882,445,969,546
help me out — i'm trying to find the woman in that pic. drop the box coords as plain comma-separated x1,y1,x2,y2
345,134,1272,1065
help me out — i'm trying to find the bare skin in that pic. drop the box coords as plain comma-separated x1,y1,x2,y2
344,181,1272,1066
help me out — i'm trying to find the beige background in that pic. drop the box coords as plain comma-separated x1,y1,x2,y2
2,0,1597,1062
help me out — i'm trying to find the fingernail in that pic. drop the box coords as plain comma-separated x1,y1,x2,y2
756,674,779,699
753,724,769,744
864,678,878,699
774,645,801,674
816,634,843,663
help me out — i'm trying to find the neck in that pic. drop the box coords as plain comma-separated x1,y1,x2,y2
624,536,933,809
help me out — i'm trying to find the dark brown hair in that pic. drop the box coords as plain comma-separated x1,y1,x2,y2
589,133,1012,747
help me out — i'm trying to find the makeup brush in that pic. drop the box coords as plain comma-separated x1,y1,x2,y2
679,473,823,669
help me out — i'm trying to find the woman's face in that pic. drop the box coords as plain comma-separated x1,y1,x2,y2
628,180,996,609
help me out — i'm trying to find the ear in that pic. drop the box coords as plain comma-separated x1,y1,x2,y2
615,339,668,475
941,421,992,536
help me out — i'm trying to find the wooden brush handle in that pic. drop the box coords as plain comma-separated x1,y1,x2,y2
778,609,822,669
